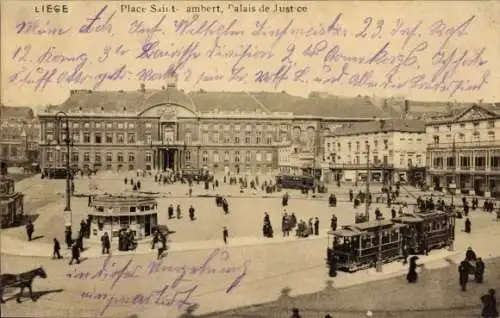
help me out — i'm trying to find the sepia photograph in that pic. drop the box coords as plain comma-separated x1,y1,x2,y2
0,0,499,317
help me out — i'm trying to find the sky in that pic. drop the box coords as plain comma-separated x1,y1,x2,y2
1,1,499,109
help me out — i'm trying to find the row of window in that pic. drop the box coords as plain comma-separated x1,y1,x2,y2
45,151,152,163
43,131,289,145
46,121,147,130
45,121,293,131
200,150,273,163
432,120,496,132
44,149,274,164
333,154,424,166
432,131,496,144
432,156,500,168
201,132,286,145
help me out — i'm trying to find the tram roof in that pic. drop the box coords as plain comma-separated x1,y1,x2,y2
353,219,395,231
91,194,157,205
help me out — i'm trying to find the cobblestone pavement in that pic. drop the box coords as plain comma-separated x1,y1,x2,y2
1,211,499,318
2,172,499,318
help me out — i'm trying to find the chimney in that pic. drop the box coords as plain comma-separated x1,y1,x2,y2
140,83,146,92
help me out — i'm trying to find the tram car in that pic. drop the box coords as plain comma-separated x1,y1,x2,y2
391,209,454,254
327,219,408,272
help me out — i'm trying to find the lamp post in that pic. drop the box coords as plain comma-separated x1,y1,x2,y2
448,134,457,252
55,111,72,231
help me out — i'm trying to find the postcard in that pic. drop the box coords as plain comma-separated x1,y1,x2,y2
1,1,499,317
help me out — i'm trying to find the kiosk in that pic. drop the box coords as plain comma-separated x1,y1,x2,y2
0,177,24,228
88,194,158,241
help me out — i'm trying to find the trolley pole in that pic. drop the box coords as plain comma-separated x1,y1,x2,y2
364,144,371,221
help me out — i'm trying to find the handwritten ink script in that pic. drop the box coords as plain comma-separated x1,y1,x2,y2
3,2,496,98
65,249,250,315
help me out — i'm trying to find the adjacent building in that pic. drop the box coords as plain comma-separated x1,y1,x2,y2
37,78,390,175
0,105,40,168
426,104,500,197
324,119,426,184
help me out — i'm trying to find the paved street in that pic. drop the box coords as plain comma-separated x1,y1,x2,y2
1,208,499,318
1,172,499,318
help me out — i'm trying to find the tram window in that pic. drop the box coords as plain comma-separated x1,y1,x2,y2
390,231,399,241
120,207,128,213
130,206,136,212
97,206,104,212
145,206,150,211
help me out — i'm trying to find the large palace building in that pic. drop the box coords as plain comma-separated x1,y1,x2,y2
37,79,390,175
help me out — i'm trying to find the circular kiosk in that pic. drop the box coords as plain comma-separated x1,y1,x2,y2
88,194,158,241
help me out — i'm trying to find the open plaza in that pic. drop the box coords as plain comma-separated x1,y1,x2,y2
1,170,500,318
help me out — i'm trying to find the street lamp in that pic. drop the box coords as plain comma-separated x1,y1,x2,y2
55,111,72,231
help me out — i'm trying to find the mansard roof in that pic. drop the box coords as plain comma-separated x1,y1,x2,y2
43,88,392,119
0,105,35,120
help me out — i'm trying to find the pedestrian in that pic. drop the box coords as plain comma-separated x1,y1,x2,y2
101,232,110,254
328,254,338,277
475,258,485,283
65,227,72,249
223,226,229,244
481,289,498,318
325,314,333,318
157,232,167,260
314,217,319,236
26,218,34,241
189,205,195,221
76,233,84,251
168,204,174,219
189,187,192,197
69,242,80,265
52,238,62,259
330,214,338,231
391,208,396,219
291,307,301,318
465,218,472,233
458,260,469,291
406,256,419,283
176,204,182,219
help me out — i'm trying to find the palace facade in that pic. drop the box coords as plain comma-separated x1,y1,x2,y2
37,80,390,175
426,104,500,197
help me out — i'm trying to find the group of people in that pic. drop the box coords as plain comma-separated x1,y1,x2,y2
124,177,142,192
215,195,230,214
167,203,196,221
261,211,321,239
459,247,486,291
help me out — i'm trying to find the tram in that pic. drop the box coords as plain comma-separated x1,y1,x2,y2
276,175,314,190
327,219,408,272
391,209,455,254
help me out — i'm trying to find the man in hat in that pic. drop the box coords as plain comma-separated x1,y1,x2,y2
69,242,80,265
481,289,498,318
